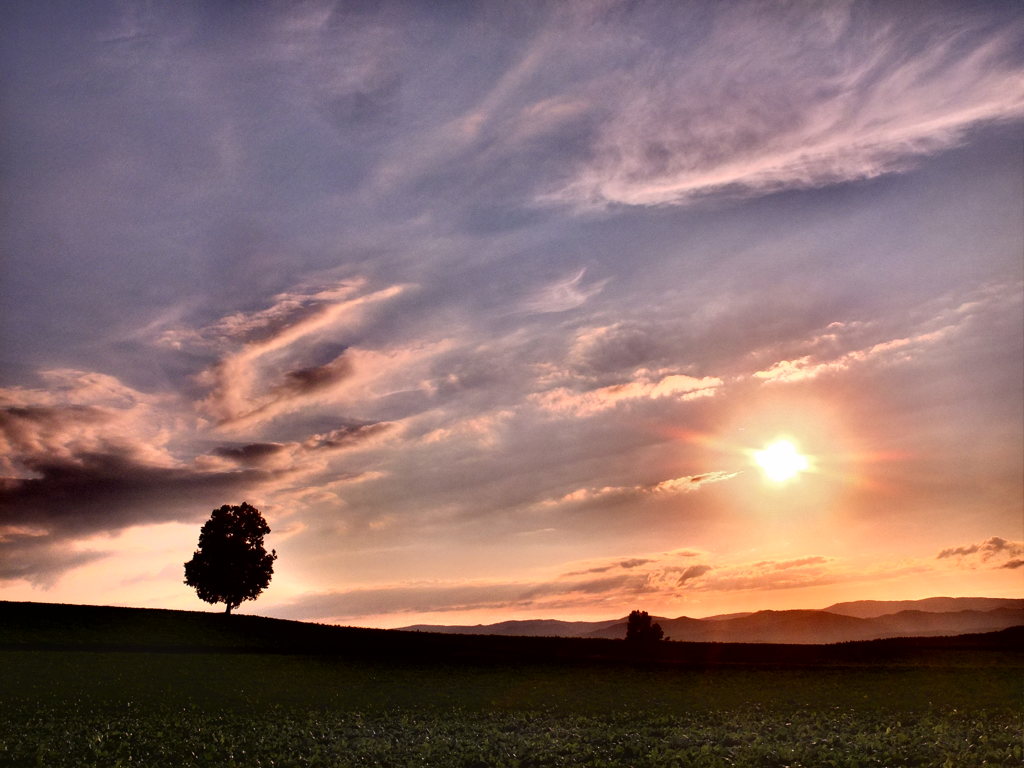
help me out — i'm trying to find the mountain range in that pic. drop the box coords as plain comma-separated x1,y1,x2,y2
400,597,1024,645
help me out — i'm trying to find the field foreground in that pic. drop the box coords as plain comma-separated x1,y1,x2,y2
1,602,1021,767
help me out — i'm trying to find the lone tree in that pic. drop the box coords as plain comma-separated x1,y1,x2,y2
625,610,664,643
184,502,277,614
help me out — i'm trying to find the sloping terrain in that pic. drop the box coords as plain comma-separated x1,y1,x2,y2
3,600,1023,667
3,601,1021,768
401,597,1024,644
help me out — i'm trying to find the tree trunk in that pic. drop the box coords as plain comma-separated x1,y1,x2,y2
225,603,232,615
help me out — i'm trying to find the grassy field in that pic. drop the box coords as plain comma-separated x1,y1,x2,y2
1,602,1020,767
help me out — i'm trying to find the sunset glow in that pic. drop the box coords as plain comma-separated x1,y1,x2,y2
0,2,1021,628
754,440,811,484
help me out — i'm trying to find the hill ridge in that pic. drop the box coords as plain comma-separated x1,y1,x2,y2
401,598,1024,644
2,600,1023,668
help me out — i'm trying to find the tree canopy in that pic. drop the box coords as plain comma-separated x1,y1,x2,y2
625,610,664,643
184,502,277,614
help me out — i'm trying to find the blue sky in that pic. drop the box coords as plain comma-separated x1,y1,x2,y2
1,0,1021,625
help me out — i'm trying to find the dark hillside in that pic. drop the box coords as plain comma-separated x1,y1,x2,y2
2,601,1022,668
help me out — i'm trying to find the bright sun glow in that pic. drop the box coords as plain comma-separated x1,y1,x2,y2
754,439,810,483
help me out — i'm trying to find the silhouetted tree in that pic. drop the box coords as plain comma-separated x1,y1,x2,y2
184,502,277,614
625,610,664,643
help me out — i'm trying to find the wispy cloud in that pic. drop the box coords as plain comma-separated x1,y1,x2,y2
753,327,955,384
549,3,1024,207
519,269,608,314
169,280,413,428
750,284,1022,384
563,558,655,577
545,470,739,509
532,370,724,417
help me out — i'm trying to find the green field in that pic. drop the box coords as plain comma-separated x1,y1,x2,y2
1,602,1021,767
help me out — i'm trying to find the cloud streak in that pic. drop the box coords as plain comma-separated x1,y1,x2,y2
750,283,1022,384
186,281,408,427
519,269,608,315
545,470,740,509
549,3,1024,207
532,371,724,417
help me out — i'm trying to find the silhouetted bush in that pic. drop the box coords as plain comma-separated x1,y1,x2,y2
625,610,664,643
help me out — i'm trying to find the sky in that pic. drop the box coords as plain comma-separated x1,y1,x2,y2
1,0,1022,628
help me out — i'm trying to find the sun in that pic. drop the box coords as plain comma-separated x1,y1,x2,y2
754,439,810,483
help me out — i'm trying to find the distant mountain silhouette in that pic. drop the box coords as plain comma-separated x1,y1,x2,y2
700,611,756,621
400,597,1024,644
585,610,873,644
824,597,1021,618
870,607,1024,636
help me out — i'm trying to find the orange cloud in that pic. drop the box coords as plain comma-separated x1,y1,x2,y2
753,327,955,384
752,283,1022,385
532,370,723,416
544,470,739,508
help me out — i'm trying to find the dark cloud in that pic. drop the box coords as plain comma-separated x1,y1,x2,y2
274,355,354,398
570,322,670,377
0,404,106,431
563,557,654,577
619,558,653,569
0,453,277,540
212,443,288,466
675,564,713,586
937,537,1023,561
563,564,615,577
1000,559,1024,569
321,71,402,134
937,543,979,559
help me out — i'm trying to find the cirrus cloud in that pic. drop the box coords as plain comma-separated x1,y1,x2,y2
550,2,1024,207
